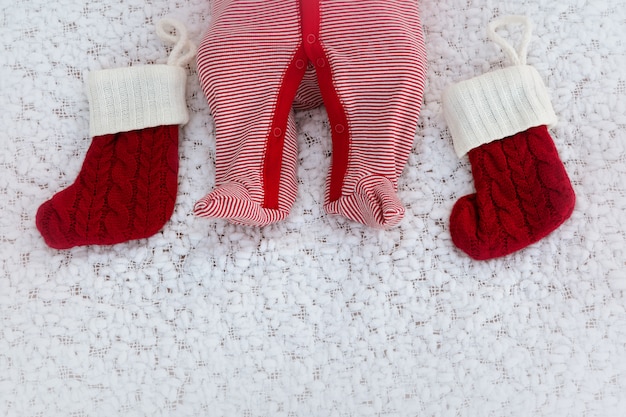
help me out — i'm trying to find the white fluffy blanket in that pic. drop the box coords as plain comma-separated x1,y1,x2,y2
1,0,625,416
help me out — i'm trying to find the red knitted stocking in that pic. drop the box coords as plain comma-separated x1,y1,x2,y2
36,126,179,249
443,16,576,259
449,125,575,260
36,18,195,249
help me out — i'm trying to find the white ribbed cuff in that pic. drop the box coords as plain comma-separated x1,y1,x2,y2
87,65,189,137
442,65,558,157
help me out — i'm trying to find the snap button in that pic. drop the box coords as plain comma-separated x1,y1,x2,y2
316,58,326,67
335,124,345,134
306,34,316,44
273,127,283,137
295,59,306,69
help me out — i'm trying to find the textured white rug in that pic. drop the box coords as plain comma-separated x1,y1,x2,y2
2,0,625,416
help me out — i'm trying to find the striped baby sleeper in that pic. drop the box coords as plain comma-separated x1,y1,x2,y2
194,0,427,228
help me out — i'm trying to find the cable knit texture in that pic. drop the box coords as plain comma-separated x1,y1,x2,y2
36,125,179,249
450,125,575,260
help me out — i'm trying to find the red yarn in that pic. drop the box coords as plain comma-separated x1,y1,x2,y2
450,125,575,260
36,125,179,249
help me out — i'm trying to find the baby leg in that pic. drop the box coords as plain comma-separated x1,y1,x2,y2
309,0,427,228
194,1,307,226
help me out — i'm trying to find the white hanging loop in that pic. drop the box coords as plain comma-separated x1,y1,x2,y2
487,15,532,66
156,18,197,67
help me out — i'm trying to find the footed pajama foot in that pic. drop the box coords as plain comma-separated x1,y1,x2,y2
193,181,290,226
324,177,405,229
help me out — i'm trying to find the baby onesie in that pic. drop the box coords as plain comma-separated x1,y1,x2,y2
194,0,427,228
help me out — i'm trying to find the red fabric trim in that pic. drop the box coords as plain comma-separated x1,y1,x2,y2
300,0,350,203
262,47,308,209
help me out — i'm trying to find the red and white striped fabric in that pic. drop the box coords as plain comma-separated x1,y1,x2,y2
194,0,427,228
